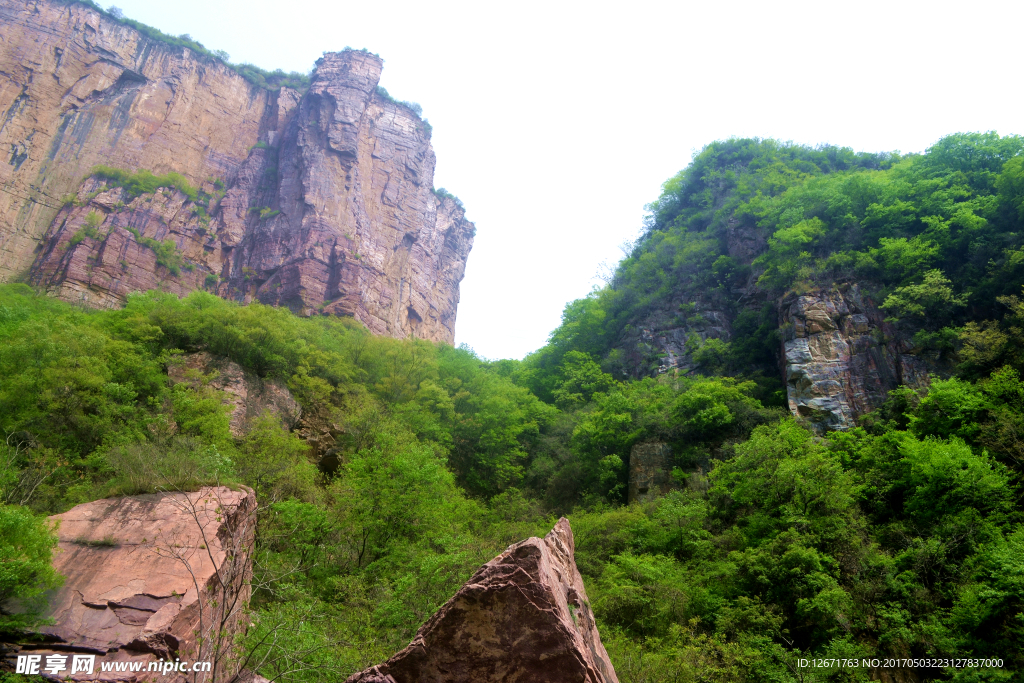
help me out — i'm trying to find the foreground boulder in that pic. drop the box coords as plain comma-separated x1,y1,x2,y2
347,518,618,683
6,486,255,682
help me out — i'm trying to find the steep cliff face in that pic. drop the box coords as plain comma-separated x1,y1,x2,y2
1,0,474,343
0,0,267,277
238,51,474,340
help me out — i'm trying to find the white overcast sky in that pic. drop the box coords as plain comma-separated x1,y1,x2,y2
107,0,1024,360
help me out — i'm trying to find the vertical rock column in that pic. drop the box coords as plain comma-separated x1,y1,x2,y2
238,51,475,344
628,442,674,503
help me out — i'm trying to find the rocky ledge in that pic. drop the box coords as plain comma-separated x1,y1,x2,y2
347,518,618,683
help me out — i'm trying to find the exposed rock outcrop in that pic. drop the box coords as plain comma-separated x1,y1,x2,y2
29,180,227,309
628,441,674,503
1,0,474,344
780,284,930,431
628,281,932,432
7,487,256,682
347,518,618,683
611,217,933,432
168,351,301,437
236,51,474,342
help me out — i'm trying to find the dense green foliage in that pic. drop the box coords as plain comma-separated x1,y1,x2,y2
501,132,1024,680
0,285,558,659
0,504,62,632
3,273,1022,680
4,132,1024,681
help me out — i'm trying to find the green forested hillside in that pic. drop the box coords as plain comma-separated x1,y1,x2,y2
521,133,1024,398
1,132,1024,682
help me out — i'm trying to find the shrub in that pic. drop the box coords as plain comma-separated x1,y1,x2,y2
91,165,198,202
69,211,105,246
375,86,427,116
236,412,317,504
72,535,117,547
123,226,186,276
432,187,464,210
0,504,63,631
105,436,234,495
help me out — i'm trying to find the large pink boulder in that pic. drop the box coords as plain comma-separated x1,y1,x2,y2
12,487,255,682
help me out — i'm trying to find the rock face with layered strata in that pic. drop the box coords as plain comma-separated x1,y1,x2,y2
347,518,618,683
0,0,267,280
1,0,474,343
236,51,474,341
9,487,256,681
779,284,930,432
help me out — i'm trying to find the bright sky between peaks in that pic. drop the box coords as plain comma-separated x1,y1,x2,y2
106,0,1024,360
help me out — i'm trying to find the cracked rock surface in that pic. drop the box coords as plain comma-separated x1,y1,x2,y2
780,284,931,431
26,487,256,681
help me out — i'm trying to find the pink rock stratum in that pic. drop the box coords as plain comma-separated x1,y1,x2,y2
347,518,619,683
32,486,256,681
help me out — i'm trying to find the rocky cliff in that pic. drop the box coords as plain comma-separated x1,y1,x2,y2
625,281,932,431
0,0,473,343
605,208,934,432
348,518,618,683
779,285,931,431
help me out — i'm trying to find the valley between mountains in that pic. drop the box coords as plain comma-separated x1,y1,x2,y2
0,1,1023,681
